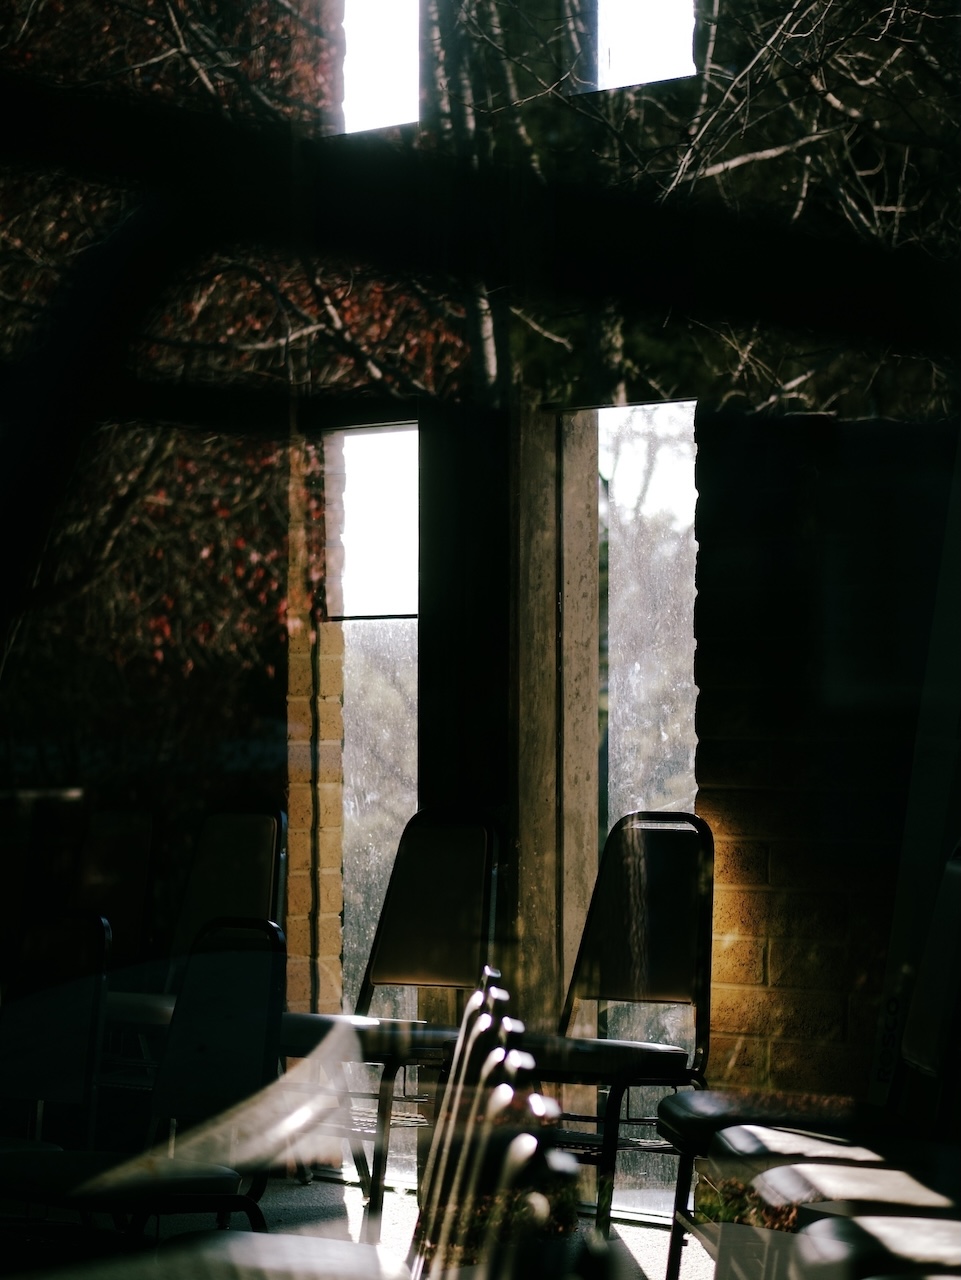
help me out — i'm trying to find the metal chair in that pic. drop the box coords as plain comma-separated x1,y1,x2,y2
0,911,111,1152
530,810,715,1237
658,843,961,1280
0,916,287,1237
280,807,497,1240
103,809,288,1051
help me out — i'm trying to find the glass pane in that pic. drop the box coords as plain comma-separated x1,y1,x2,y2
600,401,697,825
343,0,419,133
597,0,696,89
341,616,419,1187
340,427,418,617
342,617,418,1014
598,400,698,1217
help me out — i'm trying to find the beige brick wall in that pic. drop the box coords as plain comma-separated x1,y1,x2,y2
285,437,345,1015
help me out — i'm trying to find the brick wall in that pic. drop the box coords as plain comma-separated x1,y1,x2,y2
285,437,345,1015
695,413,955,1098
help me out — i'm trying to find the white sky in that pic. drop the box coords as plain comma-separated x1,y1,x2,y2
599,402,697,530
342,0,695,133
343,0,419,133
341,427,419,616
598,0,696,89
339,8,696,607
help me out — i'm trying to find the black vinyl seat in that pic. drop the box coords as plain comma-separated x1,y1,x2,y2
658,844,961,1280
0,911,111,1153
0,916,287,1238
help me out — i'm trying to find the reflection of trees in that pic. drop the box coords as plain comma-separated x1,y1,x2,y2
601,408,697,822
341,619,418,1014
0,423,290,812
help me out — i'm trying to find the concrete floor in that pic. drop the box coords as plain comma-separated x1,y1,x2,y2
2,1169,716,1280
263,1173,715,1280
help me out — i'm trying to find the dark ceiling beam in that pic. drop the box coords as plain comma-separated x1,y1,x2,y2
5,71,958,355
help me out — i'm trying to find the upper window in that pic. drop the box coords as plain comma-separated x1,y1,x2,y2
596,0,696,90
343,0,419,133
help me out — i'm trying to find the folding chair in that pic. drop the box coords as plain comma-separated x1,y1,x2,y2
529,810,715,1237
104,810,287,1049
0,917,287,1237
73,809,153,974
659,843,961,1280
280,807,497,1240
0,911,111,1152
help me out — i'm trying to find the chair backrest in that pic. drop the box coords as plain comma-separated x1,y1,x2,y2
559,811,714,1077
0,911,111,1143
150,916,286,1136
74,809,152,972
166,811,287,989
356,809,496,1014
896,842,961,1133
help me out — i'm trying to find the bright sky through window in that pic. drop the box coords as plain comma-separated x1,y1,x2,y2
341,1,696,133
340,427,419,617
342,0,419,133
598,0,696,89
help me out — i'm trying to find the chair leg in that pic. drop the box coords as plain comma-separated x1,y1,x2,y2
362,1057,402,1244
594,1081,628,1238
665,1151,695,1280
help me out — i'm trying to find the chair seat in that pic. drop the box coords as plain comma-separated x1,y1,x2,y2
527,1032,689,1085
154,1232,411,1279
281,1011,457,1067
753,1161,959,1222
789,1214,961,1280
0,1149,243,1206
106,990,177,1031
656,1089,859,1153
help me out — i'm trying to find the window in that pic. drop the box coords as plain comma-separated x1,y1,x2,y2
342,0,419,133
597,0,695,89
323,424,419,1187
597,399,698,1216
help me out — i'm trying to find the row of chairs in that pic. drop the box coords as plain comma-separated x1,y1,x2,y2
3,804,715,1262
3,958,616,1279
0,915,288,1243
1,802,288,991
286,808,714,1245
654,845,961,1280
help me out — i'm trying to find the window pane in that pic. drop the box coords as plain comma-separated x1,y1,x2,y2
600,400,697,826
597,0,695,89
339,426,418,617
341,618,418,1013
343,0,419,133
598,400,698,1217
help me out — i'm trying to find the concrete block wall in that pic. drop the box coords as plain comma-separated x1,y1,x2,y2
285,437,345,1015
695,413,954,1099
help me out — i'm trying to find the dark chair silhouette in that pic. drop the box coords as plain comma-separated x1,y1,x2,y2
138,970,596,1280
280,807,497,1240
529,810,715,1237
0,911,111,1153
658,843,961,1280
73,809,153,974
104,810,287,1047
0,917,287,1238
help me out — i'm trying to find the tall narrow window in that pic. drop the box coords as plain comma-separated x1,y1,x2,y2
322,423,419,1189
342,0,419,133
596,0,696,90
326,426,418,1015
598,399,698,1217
